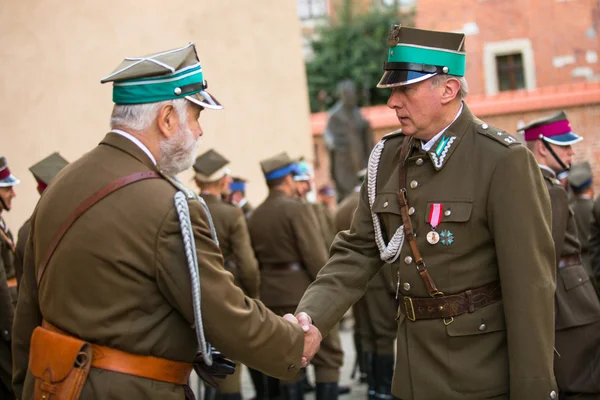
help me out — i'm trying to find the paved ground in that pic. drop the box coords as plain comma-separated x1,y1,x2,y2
190,320,369,399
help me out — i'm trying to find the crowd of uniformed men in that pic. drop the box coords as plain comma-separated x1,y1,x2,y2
0,23,600,400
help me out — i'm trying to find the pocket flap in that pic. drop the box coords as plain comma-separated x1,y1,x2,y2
29,327,90,382
372,193,402,215
560,265,590,291
446,301,506,336
425,201,472,223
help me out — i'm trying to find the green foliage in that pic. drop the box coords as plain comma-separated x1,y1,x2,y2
306,7,414,113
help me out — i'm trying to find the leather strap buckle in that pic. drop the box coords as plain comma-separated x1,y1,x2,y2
404,296,416,321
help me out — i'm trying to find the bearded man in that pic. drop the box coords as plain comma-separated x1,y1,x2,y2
12,43,320,400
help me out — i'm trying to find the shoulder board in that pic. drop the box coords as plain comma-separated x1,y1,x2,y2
543,175,562,186
475,121,521,147
382,128,404,140
159,171,196,200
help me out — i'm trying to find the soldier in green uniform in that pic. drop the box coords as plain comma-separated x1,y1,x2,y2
193,149,261,400
590,196,600,287
248,153,342,400
292,25,559,400
0,157,18,398
0,157,19,306
522,112,600,399
14,152,69,289
228,177,254,220
12,44,321,400
335,169,397,400
317,184,337,241
567,162,595,281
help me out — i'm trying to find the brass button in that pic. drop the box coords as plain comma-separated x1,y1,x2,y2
404,256,413,264
408,207,415,215
415,158,424,166
438,305,444,311
383,201,389,208
403,282,411,291
444,210,451,217
478,323,487,332
410,180,418,189
288,364,296,371
550,391,557,399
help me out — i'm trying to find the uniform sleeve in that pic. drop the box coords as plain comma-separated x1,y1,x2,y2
296,180,384,336
12,215,42,399
547,185,569,263
487,145,558,398
229,210,260,299
14,222,29,290
589,198,600,283
155,200,304,379
290,203,329,280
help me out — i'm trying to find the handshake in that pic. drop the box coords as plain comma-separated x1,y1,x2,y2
283,312,322,368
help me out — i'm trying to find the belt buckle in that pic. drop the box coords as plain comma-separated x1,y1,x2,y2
404,296,416,321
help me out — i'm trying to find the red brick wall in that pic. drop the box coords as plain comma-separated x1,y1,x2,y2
416,0,600,96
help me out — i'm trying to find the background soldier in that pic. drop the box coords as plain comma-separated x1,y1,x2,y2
324,80,374,202
0,157,19,306
12,44,320,400
228,177,253,220
193,149,262,400
335,169,396,400
523,112,600,399
14,152,69,288
248,153,343,400
567,162,595,282
294,25,559,400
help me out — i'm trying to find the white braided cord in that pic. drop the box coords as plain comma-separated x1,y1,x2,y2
367,139,405,263
174,191,213,366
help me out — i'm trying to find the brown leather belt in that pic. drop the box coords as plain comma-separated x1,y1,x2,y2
558,255,581,268
261,262,302,272
399,281,502,322
42,320,192,385
6,277,16,288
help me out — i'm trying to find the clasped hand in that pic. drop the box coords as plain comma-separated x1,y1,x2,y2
283,312,322,368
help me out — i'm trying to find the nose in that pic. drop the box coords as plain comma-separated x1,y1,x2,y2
9,187,16,198
387,89,403,109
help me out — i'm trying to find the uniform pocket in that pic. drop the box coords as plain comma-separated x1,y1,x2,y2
556,265,600,329
560,264,590,291
372,193,403,241
445,301,509,394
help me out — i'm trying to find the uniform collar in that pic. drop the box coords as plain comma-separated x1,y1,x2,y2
538,164,557,178
237,197,248,208
421,102,463,152
199,192,221,204
100,131,158,171
110,129,157,165
425,102,471,171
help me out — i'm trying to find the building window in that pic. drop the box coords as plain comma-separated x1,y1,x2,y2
483,39,536,95
496,53,526,91
297,0,328,21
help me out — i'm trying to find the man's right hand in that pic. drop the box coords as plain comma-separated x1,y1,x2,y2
283,313,322,367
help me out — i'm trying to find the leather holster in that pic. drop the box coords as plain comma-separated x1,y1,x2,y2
29,326,92,400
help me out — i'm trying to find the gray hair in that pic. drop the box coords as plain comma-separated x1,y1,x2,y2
430,74,469,100
110,98,188,130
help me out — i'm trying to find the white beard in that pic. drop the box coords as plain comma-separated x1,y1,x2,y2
157,122,199,176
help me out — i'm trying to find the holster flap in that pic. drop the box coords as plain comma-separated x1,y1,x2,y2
29,326,90,382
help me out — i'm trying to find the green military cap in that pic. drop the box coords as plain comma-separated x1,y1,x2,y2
0,157,20,187
101,43,223,109
568,162,593,191
377,25,466,88
522,111,582,146
193,149,230,183
29,152,69,192
260,152,298,181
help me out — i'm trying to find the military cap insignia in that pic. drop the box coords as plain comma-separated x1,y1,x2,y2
387,24,402,47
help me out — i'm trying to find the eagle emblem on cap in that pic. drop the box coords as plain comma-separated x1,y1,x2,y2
387,24,402,47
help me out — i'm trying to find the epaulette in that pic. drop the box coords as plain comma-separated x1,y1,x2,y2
382,128,404,140
475,121,520,147
159,171,196,199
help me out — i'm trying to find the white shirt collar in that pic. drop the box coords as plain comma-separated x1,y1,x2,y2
110,129,157,166
421,103,464,152
538,164,556,177
238,197,248,208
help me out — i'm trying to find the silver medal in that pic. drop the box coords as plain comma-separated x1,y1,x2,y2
427,230,440,245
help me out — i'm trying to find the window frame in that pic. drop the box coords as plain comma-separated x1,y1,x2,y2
483,39,536,95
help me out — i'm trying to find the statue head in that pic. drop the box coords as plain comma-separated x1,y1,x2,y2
337,79,358,108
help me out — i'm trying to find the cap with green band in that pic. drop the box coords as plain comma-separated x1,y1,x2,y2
101,43,223,109
377,25,466,88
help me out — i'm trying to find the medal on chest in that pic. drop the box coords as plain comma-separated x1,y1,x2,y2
426,203,442,245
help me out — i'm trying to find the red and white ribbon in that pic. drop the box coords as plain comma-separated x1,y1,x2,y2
428,203,443,229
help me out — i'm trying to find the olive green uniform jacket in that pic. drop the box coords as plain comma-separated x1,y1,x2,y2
297,104,558,400
335,191,396,354
0,219,17,306
542,168,600,394
14,219,30,290
199,194,260,298
0,241,14,398
12,133,304,400
589,197,600,284
570,196,594,279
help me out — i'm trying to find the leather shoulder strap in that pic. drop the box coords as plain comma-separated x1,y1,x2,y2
36,171,161,287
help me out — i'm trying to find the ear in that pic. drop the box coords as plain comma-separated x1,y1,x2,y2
537,140,548,156
440,77,461,105
156,103,180,139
